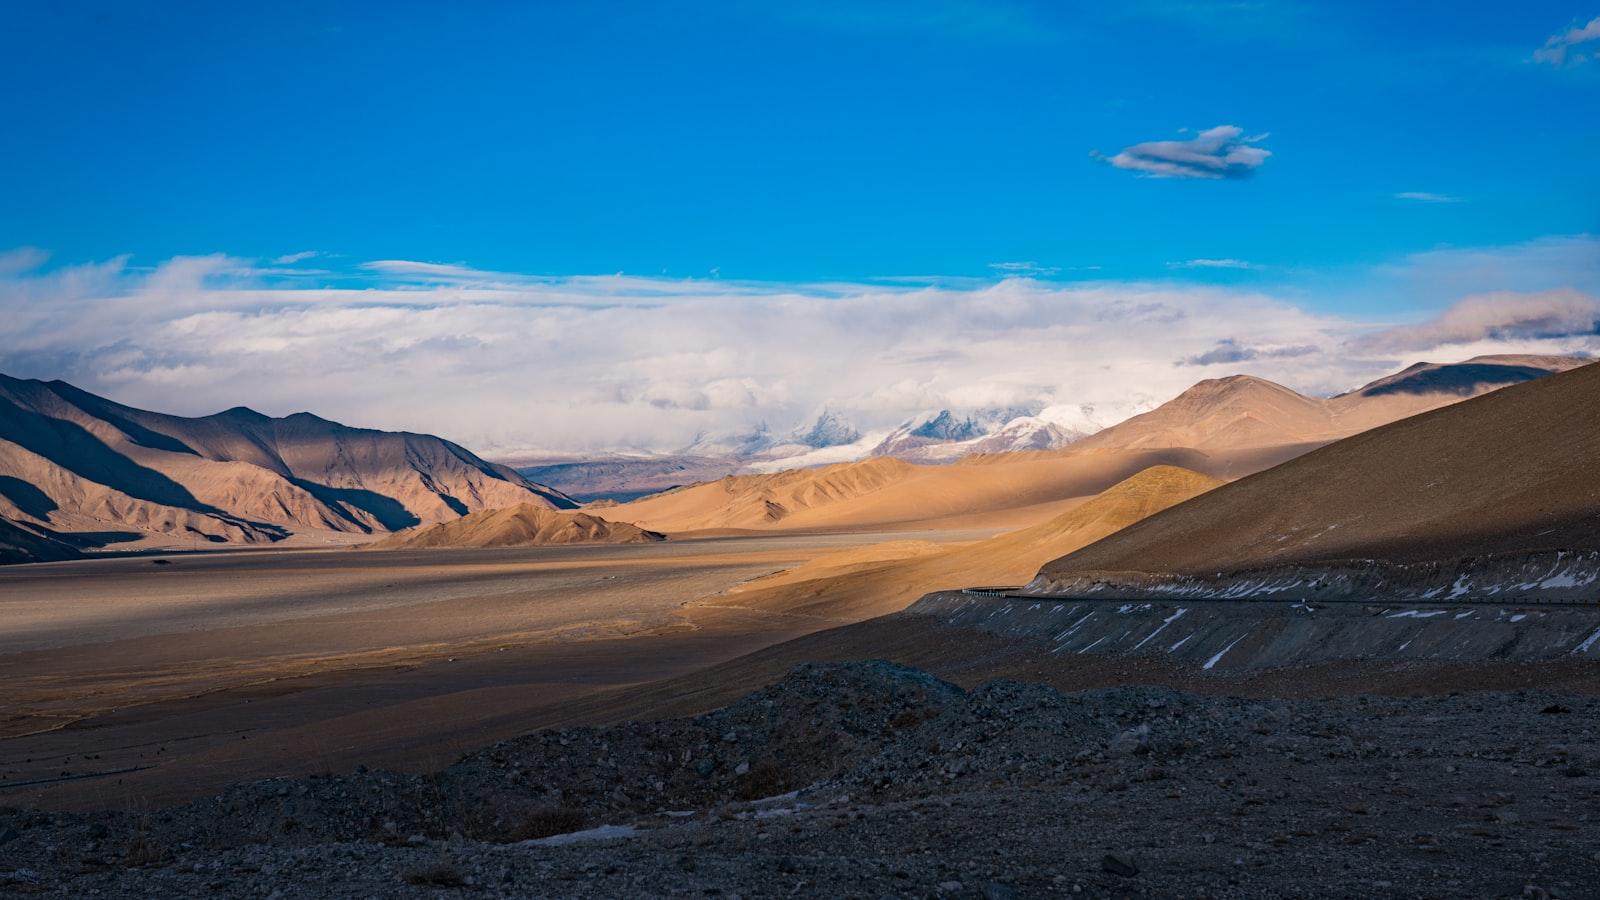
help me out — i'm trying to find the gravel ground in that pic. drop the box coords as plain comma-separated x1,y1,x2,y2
3,660,1598,898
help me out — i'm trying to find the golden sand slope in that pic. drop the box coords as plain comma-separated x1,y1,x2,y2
1040,360,1600,579
1075,355,1585,453
366,504,666,549
691,465,1222,622
608,448,1240,534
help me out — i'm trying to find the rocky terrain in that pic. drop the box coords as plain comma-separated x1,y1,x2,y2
4,660,1598,898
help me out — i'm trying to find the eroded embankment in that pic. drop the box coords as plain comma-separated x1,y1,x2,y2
1025,549,1600,605
905,589,1600,671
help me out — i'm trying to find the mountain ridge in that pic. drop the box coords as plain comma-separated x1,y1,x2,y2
1034,358,1600,585
0,374,574,556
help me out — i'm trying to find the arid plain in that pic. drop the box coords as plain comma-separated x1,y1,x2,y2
1,530,980,809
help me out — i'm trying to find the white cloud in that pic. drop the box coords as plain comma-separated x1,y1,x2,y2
2,245,1597,456
988,261,1061,276
1168,258,1258,270
1095,125,1271,180
1534,16,1600,65
1395,192,1462,203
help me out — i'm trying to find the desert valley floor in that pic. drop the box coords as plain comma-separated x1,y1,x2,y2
0,531,990,811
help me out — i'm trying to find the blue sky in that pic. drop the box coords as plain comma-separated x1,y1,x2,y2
2,2,1598,452
4,1,1596,300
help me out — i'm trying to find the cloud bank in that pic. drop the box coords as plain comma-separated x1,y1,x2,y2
1,246,1596,457
1358,289,1600,353
1096,125,1271,180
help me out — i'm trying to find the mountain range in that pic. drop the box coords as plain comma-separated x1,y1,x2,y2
0,374,573,561
0,353,1585,563
597,354,1583,533
515,355,1583,500
1034,356,1600,587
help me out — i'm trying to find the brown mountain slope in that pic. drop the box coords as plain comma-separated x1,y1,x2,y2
1074,354,1584,453
367,504,665,549
0,374,574,554
0,516,83,565
691,465,1222,622
607,447,1239,534
1036,359,1600,582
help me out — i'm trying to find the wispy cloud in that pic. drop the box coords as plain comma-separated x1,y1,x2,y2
1534,16,1600,66
0,246,50,275
360,259,516,282
271,250,325,265
1395,191,1462,204
1094,125,1271,180
988,261,1061,276
1180,338,1316,366
1168,258,1258,270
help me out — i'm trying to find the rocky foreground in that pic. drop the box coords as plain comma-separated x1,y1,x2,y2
3,661,1598,898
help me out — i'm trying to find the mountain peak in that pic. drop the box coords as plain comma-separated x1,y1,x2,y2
794,409,861,448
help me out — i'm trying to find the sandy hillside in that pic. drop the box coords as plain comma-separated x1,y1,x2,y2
605,356,1577,536
0,374,574,553
1038,359,1600,579
692,465,1222,621
1075,354,1584,452
366,504,666,549
607,447,1247,534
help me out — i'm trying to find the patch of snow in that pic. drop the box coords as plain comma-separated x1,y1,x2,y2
1203,633,1249,670
1541,572,1597,590
1574,625,1600,655
1133,608,1188,650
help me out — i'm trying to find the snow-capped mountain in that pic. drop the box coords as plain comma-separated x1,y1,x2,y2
793,408,861,448
1035,399,1160,436
962,416,1083,455
868,407,1039,459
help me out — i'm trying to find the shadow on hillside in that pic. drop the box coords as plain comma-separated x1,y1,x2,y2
0,476,57,519
0,398,220,514
1361,364,1552,398
292,480,421,531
